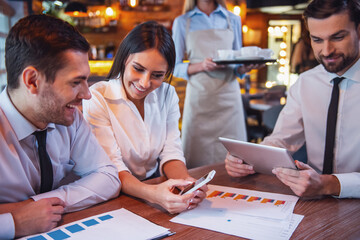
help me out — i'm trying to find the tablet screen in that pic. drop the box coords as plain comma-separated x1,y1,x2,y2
219,137,296,175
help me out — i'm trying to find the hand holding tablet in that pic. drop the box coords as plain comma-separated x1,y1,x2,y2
220,137,296,175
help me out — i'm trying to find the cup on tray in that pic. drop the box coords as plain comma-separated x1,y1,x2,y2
240,46,261,57
258,49,274,59
217,49,234,60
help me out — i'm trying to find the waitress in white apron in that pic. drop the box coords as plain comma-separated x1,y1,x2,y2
172,0,249,168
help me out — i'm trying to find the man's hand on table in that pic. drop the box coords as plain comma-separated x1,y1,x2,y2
13,197,65,238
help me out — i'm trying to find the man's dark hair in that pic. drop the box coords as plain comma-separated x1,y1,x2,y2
303,0,360,28
5,14,90,90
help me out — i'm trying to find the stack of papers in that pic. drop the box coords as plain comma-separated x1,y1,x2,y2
171,185,303,240
21,208,172,240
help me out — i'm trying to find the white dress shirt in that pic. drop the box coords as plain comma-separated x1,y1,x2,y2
82,79,185,180
172,4,243,80
262,58,360,198
0,213,14,239
0,89,121,239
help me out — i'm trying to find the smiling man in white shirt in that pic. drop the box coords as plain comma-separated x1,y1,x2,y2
0,15,120,239
225,0,360,199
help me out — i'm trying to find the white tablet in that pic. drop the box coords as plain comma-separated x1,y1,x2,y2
219,137,297,175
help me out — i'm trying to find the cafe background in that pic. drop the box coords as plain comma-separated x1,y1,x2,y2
0,0,309,133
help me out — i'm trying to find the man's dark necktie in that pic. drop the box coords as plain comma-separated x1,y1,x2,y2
33,130,53,193
323,77,344,174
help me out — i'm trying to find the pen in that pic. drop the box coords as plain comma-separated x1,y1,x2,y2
150,231,176,240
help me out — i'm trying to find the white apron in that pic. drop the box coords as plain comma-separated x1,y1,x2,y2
182,17,247,168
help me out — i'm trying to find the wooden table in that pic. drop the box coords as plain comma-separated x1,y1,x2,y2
60,163,360,239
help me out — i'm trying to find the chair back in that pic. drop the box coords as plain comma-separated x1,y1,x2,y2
262,104,284,133
264,85,286,101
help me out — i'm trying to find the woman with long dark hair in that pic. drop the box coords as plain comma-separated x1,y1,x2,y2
83,21,206,213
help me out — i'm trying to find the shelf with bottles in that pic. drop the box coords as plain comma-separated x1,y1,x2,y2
66,3,119,33
73,17,118,33
89,42,116,60
119,0,169,12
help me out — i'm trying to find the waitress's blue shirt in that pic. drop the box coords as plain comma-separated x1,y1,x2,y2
172,4,243,80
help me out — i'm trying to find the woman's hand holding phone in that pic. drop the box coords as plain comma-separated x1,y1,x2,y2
180,170,216,195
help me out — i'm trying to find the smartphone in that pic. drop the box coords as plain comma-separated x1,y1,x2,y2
180,170,216,195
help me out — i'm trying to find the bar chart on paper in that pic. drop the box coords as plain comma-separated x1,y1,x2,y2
171,185,303,240
20,208,171,240
208,190,286,205
205,185,299,220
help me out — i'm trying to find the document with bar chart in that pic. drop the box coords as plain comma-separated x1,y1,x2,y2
171,184,303,240
20,208,171,240
205,185,299,220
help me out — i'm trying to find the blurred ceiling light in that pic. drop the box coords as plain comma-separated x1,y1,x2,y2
242,25,248,33
105,7,114,17
268,27,274,33
281,26,288,32
280,42,287,49
265,81,273,88
280,97,286,105
129,0,138,8
233,6,241,16
279,50,287,57
279,58,286,65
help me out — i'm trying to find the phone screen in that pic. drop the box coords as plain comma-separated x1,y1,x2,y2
180,172,210,195
180,182,195,194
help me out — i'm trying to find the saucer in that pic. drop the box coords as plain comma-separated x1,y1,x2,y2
235,56,264,60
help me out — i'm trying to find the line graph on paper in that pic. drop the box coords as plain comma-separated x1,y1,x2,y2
203,185,299,220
